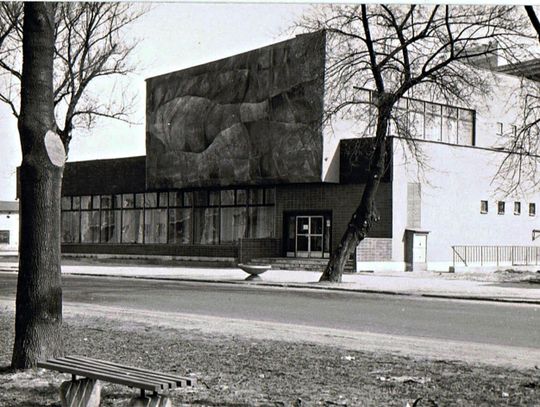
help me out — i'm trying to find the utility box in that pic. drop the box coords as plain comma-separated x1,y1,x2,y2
405,229,429,271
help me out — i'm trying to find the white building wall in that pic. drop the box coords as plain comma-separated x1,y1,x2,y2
392,139,540,271
0,212,19,252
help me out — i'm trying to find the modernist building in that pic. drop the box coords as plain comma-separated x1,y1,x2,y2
0,200,19,253
59,31,540,271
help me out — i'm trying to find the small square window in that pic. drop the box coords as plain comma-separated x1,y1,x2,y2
209,191,220,206
72,196,81,210
92,195,100,210
496,122,503,136
158,192,168,208
122,194,134,208
168,191,182,207
530,203,536,217
144,192,157,208
514,201,521,215
81,196,92,210
220,190,235,206
61,196,71,211
498,201,505,215
480,200,488,214
0,230,9,244
101,195,112,209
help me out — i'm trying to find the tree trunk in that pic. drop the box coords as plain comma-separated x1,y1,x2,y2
320,101,392,282
12,2,65,369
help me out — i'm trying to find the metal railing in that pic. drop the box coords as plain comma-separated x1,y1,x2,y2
452,245,540,267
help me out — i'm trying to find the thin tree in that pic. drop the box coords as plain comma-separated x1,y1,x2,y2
0,2,144,369
297,5,529,282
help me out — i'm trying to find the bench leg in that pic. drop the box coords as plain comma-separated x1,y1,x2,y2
59,378,101,407
127,394,172,407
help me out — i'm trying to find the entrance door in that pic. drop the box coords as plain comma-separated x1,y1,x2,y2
296,216,324,258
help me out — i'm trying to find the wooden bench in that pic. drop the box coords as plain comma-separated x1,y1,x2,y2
38,355,196,407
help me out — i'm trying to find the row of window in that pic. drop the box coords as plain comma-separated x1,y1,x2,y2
61,188,276,245
480,200,536,216
358,88,476,146
61,188,276,211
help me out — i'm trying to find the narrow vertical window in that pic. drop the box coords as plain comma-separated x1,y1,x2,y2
496,122,503,136
514,201,521,215
480,200,488,214
530,203,536,217
497,201,505,215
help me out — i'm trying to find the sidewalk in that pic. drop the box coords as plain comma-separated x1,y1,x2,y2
1,259,539,304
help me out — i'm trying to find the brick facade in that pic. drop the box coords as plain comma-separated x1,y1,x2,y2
275,182,393,255
356,238,393,262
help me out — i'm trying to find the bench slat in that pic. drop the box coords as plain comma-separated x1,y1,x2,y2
61,356,177,390
38,360,163,392
71,355,195,387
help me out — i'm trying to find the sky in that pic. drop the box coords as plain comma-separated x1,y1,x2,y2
0,2,312,201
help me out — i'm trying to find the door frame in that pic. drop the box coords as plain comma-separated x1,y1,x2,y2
282,210,332,258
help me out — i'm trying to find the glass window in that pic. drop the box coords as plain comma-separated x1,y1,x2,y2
221,190,235,206
457,119,474,146
81,210,100,243
72,196,81,210
92,195,100,210
158,192,168,208
194,208,219,244
122,193,134,208
514,201,521,215
101,195,112,209
442,106,458,144
496,122,503,136
100,210,121,243
249,189,264,205
168,208,192,244
135,193,144,208
184,191,193,207
425,103,442,141
498,201,505,215
220,207,247,242
169,191,182,207
81,195,92,210
247,207,274,238
121,209,144,243
209,191,220,206
530,203,536,217
480,200,488,214
264,188,276,205
61,196,71,210
0,230,9,244
144,209,167,243
113,194,122,209
236,189,247,205
61,211,80,243
194,190,208,207
408,100,425,139
144,192,157,208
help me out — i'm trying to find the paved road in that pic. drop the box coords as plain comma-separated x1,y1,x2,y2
0,273,538,349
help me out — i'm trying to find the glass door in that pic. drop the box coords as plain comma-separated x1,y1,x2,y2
296,216,324,258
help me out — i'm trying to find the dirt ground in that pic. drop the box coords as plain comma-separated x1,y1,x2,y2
0,304,539,407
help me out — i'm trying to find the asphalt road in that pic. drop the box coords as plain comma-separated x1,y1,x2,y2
0,273,538,349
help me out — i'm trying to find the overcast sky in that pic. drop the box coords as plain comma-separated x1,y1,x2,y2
0,2,311,200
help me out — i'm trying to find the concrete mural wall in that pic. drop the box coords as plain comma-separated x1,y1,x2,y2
146,31,326,189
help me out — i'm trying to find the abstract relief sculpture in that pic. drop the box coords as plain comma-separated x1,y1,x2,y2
146,31,326,189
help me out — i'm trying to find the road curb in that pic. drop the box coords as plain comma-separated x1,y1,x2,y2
59,272,540,305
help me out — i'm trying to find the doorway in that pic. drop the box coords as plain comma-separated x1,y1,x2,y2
285,213,331,258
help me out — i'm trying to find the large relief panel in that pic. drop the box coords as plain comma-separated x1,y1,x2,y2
146,31,326,189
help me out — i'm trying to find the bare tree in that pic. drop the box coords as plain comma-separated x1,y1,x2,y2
296,5,529,282
0,2,144,369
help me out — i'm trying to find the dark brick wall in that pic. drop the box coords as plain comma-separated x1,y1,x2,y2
62,156,147,196
275,182,393,254
238,238,281,262
62,243,237,258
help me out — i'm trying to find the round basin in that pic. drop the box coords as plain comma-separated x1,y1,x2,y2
238,263,271,280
